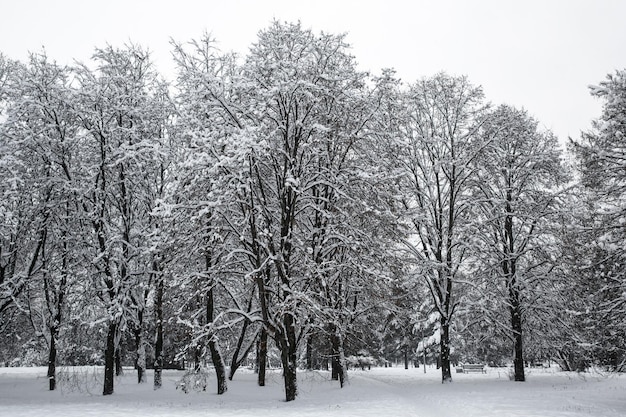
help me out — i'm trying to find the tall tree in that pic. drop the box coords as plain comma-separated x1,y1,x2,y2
570,69,626,371
170,34,249,395
471,105,565,381
396,73,487,383
74,44,169,395
0,57,35,322
239,21,399,398
0,52,82,390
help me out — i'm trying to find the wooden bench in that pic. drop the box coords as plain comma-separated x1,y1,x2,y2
461,364,486,374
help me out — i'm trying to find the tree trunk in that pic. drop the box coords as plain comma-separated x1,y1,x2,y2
404,346,409,370
505,197,525,382
440,316,452,383
330,325,339,381
329,324,348,387
306,332,313,370
47,326,58,391
331,346,339,381
228,329,256,380
115,347,123,376
206,283,227,394
209,339,227,394
228,291,255,381
278,329,298,402
257,327,268,386
281,347,297,402
511,299,526,382
46,225,68,392
276,312,298,402
135,326,146,383
337,335,348,388
103,321,116,395
153,272,164,390
254,335,259,374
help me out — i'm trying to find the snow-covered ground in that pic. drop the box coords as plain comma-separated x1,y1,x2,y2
1,365,625,417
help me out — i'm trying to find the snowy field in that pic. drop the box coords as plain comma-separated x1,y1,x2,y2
1,365,625,417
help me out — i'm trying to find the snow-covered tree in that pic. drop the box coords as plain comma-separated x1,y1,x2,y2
74,44,171,395
569,69,626,371
169,33,253,395
0,52,84,389
395,73,488,383
470,105,565,381
238,21,402,398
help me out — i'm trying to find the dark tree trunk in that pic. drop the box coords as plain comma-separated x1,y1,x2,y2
228,329,256,381
274,310,299,401
278,322,298,402
134,325,146,383
282,352,298,402
103,321,117,395
254,335,259,374
511,296,526,382
257,327,268,386
329,324,347,387
46,224,68,392
440,316,452,383
330,325,339,380
306,332,313,370
153,272,164,389
404,346,409,370
331,348,339,381
206,284,227,395
47,326,58,391
115,348,123,376
228,290,255,381
209,339,227,394
504,201,525,382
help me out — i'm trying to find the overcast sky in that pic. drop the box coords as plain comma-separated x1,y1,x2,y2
2,0,626,145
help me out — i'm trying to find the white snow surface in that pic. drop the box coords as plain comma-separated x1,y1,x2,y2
1,366,625,417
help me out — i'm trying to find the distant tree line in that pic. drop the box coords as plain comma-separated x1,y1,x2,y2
0,21,624,401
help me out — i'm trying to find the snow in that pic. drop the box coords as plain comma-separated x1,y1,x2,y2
1,366,625,417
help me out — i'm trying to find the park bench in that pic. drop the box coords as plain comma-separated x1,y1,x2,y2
461,364,486,373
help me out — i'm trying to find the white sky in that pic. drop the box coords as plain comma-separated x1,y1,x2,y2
2,0,626,144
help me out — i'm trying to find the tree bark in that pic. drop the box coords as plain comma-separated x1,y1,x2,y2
257,327,268,386
281,349,298,402
511,293,526,382
228,290,256,380
331,346,339,381
228,328,256,381
306,332,313,370
278,322,298,402
329,324,348,387
153,271,164,390
134,325,146,383
206,283,227,394
208,339,227,394
47,326,58,391
115,347,123,376
440,316,452,383
404,345,409,370
103,321,116,395
505,199,525,382
45,234,67,392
